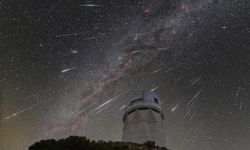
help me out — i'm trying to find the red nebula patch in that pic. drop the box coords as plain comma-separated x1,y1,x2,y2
120,56,133,70
69,123,78,132
180,4,189,12
144,8,152,14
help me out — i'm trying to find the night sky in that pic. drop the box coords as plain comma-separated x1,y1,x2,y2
1,0,250,150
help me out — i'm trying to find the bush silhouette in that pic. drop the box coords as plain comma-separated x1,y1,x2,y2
29,136,169,150
144,141,156,147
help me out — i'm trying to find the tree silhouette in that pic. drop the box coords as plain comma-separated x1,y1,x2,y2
29,136,169,150
144,141,156,148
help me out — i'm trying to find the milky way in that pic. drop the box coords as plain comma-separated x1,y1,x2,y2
1,0,250,150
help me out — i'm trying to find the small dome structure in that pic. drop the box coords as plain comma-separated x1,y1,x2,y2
122,90,166,147
130,90,161,104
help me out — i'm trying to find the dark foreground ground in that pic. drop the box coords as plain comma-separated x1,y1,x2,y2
29,136,169,150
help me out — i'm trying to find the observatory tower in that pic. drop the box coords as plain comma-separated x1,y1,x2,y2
122,90,166,147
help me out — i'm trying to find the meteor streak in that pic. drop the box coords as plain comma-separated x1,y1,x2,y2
91,92,127,113
1,103,41,122
150,84,162,92
80,4,99,7
61,67,77,73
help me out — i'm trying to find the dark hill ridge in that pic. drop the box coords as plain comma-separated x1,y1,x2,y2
29,136,169,150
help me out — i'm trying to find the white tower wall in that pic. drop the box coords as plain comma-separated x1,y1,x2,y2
122,91,166,147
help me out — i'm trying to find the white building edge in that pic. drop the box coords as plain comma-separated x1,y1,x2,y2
122,90,166,147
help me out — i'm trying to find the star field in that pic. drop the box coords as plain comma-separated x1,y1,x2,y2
1,0,250,150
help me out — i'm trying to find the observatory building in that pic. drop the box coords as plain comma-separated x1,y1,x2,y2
122,90,166,147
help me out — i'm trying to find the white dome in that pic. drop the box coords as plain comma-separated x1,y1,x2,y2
130,90,160,105
122,90,166,147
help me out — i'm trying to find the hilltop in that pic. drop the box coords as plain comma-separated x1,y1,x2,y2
29,136,170,150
